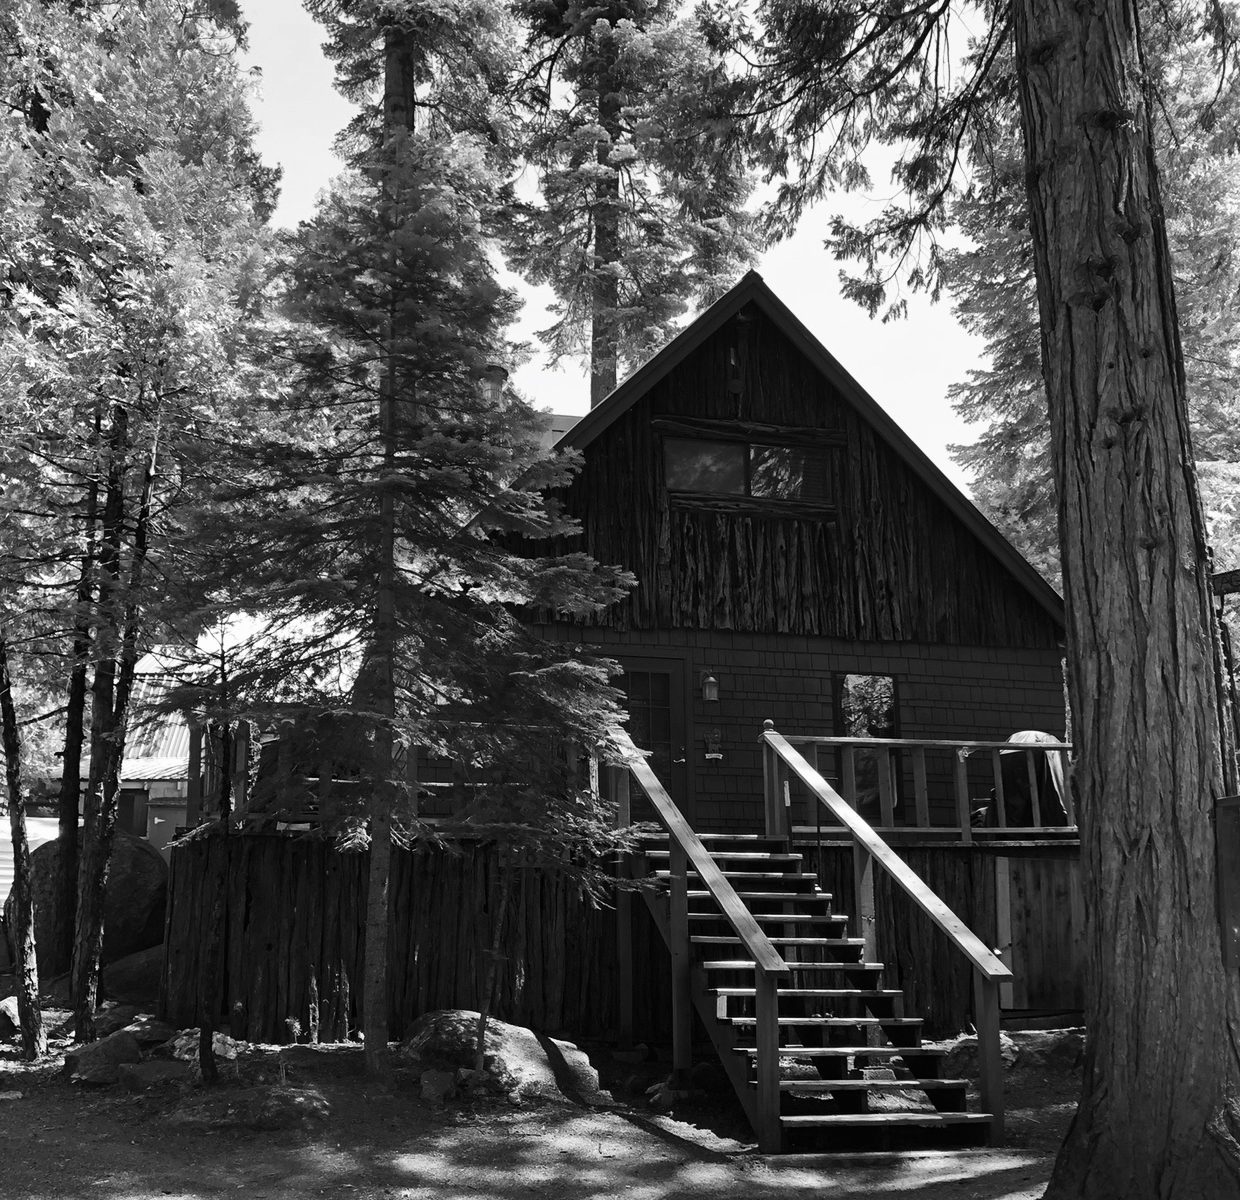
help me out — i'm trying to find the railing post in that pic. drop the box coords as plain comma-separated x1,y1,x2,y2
609,763,635,1046
973,969,1004,1142
954,749,974,844
669,838,693,1087
762,720,779,836
754,966,782,1153
852,841,877,961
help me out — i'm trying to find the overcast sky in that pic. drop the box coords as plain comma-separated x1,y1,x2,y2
238,2,984,492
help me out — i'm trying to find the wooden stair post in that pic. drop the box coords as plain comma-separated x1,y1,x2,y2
754,965,782,1153
669,838,693,1087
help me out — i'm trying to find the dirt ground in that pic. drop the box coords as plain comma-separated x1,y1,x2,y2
0,1027,1077,1200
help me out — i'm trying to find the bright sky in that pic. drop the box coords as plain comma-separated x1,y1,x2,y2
239,2,982,492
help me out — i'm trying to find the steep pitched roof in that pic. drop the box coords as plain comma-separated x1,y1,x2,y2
554,270,1064,629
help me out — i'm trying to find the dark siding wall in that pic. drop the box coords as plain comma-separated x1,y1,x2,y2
549,625,1066,833
559,306,1061,648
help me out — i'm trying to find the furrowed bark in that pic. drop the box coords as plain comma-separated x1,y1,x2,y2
1012,2,1240,1194
0,637,47,1060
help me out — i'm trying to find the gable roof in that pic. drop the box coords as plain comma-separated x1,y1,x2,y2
554,270,1064,629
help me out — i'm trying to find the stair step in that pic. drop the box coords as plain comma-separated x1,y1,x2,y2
692,936,865,948
654,870,818,882
711,988,902,999
780,1078,968,1093
701,960,884,973
736,1046,932,1059
643,849,803,864
689,913,845,925
779,1113,993,1129
728,1017,921,1028
687,890,832,903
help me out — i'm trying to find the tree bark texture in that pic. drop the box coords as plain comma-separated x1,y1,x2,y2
1,638,47,1060
359,22,419,1081
589,26,621,408
1012,2,1240,1194
58,471,98,967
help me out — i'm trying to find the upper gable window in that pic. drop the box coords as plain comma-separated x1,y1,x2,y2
664,438,831,503
664,439,746,493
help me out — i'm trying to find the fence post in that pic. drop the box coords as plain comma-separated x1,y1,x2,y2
973,969,1004,1142
669,838,693,1087
754,966,782,1153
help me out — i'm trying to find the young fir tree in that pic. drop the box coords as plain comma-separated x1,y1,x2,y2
945,36,1240,588
195,1,634,1078
508,0,760,405
0,0,276,1036
726,0,1240,1190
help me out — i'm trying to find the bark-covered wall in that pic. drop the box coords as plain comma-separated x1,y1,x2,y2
557,305,1061,648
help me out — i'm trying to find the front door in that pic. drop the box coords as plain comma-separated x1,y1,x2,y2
618,662,690,824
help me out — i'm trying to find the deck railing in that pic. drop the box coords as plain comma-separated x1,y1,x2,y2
607,728,790,1152
777,733,1075,845
762,722,1013,1139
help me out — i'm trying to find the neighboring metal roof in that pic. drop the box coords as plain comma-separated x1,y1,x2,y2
554,270,1064,628
120,756,188,782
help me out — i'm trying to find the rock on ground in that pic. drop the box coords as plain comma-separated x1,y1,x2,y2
64,1030,142,1085
2,831,167,979
398,1009,605,1105
0,994,19,1039
169,1086,330,1131
940,1028,1084,1078
101,945,163,1006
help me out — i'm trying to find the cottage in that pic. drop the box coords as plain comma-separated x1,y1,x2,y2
535,270,1067,834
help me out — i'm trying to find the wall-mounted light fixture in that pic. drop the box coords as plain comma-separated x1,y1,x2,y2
701,673,719,703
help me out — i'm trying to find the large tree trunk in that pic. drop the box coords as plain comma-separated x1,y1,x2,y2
358,22,419,1082
0,638,46,1060
58,430,100,968
1013,2,1240,1194
71,404,155,1040
589,25,621,408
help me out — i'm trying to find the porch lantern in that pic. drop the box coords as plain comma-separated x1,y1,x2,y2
701,673,719,703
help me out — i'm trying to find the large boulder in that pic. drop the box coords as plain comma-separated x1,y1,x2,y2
2,831,167,980
101,946,163,1007
64,1029,142,1085
397,1009,604,1105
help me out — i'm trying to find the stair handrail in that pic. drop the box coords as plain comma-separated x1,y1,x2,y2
615,729,790,976
612,728,788,1150
762,722,1011,1140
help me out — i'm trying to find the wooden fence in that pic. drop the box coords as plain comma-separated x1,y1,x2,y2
162,833,656,1043
161,834,1081,1045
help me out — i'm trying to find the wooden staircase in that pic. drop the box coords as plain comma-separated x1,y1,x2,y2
607,722,1011,1154
637,834,994,1152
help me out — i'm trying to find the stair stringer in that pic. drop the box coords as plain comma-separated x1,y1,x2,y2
640,890,763,1134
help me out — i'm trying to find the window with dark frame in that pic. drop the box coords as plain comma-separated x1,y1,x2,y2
663,437,833,504
832,672,900,822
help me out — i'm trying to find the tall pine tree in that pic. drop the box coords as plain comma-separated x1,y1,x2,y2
195,0,633,1078
508,0,759,405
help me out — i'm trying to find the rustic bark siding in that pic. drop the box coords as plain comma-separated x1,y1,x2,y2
556,307,1061,647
